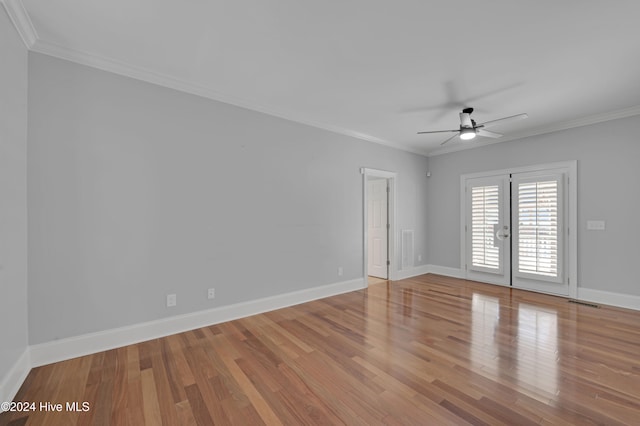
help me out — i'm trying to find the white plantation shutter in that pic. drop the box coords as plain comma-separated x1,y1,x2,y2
463,165,572,295
471,185,501,271
515,175,563,283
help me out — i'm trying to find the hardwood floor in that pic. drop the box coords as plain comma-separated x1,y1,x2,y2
2,274,640,425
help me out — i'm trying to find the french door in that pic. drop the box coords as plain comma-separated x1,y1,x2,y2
465,175,511,286
464,166,571,296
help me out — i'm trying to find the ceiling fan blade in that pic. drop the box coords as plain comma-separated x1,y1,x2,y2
476,129,503,138
440,133,460,145
479,113,528,129
417,129,459,134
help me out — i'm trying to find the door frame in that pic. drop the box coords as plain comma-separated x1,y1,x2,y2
361,168,397,283
460,161,577,298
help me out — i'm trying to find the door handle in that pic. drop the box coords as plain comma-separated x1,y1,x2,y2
496,226,510,240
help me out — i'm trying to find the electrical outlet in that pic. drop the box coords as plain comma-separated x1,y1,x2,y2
166,294,176,307
587,220,605,230
208,288,215,299
418,254,422,262
338,266,343,276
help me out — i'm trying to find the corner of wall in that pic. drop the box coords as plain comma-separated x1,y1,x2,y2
0,349,31,409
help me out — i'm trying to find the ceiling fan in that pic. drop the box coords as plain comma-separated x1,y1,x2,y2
417,107,528,145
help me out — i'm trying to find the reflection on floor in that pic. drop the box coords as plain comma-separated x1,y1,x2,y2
2,274,640,425
367,275,388,285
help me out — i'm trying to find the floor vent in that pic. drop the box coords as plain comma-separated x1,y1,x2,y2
568,300,600,308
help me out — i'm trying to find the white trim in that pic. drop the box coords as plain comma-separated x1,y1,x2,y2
1,0,37,48
395,265,431,281
27,39,426,158
361,168,398,282
30,278,365,367
393,265,464,281
426,264,465,279
460,161,577,181
578,288,640,311
6,276,639,403
420,264,640,312
422,264,640,312
0,349,31,408
3,3,638,159
460,161,578,298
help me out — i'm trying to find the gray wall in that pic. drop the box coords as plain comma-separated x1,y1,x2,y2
0,8,29,382
27,53,429,345
427,115,640,296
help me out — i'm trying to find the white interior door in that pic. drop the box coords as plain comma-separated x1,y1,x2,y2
368,178,388,279
465,175,511,286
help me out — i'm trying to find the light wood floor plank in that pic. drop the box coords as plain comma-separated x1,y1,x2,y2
2,274,640,425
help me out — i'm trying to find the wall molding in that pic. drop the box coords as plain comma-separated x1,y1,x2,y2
424,263,640,312
426,264,465,279
394,264,465,281
577,288,640,312
395,265,431,281
2,278,364,404
7,1,640,159
1,0,37,48
0,349,30,411
4,272,639,405
29,278,365,368
0,1,421,157
26,39,422,156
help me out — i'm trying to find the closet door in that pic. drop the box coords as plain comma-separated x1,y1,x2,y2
465,175,511,286
512,170,569,295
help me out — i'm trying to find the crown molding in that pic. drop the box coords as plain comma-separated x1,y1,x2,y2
2,0,421,156
29,38,428,157
1,0,37,48
8,0,638,159
427,104,640,157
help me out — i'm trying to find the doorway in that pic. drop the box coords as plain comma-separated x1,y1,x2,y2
461,161,577,297
361,168,397,284
367,177,389,279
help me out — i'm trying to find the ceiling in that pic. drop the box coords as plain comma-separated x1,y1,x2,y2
6,0,640,156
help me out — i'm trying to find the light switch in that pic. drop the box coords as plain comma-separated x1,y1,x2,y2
587,220,605,231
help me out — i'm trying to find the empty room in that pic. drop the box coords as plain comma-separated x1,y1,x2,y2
2,1,640,425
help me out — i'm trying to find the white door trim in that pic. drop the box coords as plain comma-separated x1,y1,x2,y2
460,161,577,298
361,168,397,282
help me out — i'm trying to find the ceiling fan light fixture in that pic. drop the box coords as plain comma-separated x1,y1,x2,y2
459,128,476,140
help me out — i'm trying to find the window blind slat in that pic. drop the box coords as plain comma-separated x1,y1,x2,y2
517,180,559,277
471,185,500,270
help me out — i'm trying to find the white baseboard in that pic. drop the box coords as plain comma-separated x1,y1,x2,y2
394,264,431,280
0,348,31,409
13,274,639,405
422,264,640,312
393,264,464,281
30,278,365,368
425,264,465,279
578,288,640,311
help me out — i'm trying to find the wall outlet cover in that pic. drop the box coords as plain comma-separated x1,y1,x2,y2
166,294,177,307
587,220,605,231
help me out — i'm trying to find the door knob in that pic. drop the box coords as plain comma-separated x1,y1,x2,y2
496,226,510,240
